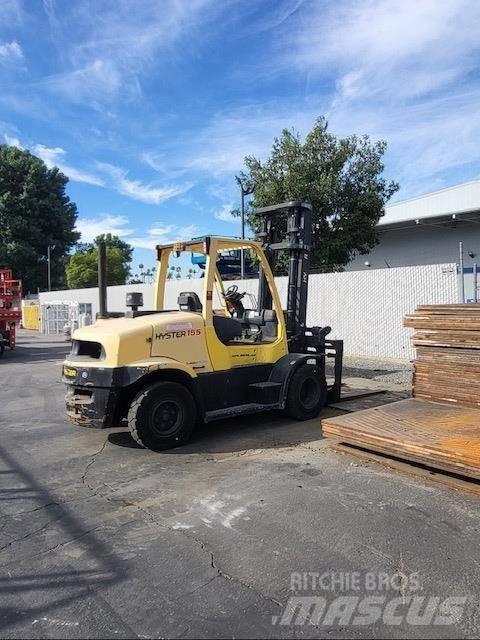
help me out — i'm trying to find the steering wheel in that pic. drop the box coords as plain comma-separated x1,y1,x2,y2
222,285,245,317
223,284,243,300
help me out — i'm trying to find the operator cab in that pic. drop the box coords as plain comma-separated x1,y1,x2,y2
177,290,243,344
177,277,278,346
219,284,278,344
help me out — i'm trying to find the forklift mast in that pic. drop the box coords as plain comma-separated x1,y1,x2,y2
256,201,312,349
255,201,343,400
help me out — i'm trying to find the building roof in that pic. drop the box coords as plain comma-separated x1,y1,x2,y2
380,180,480,228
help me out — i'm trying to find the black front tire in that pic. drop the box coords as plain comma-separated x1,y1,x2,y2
128,381,196,451
286,364,327,420
0,344,4,357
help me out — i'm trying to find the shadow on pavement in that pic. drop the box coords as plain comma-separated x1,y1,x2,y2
0,344,70,363
107,406,338,455
0,444,128,633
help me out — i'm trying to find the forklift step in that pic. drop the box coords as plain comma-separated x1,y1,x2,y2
247,381,282,405
205,402,279,422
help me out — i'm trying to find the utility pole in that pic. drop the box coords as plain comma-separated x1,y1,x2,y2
474,263,478,303
459,241,465,303
47,245,52,292
235,176,256,279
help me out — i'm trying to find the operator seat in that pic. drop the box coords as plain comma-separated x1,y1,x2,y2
213,315,242,344
177,291,242,343
178,292,202,313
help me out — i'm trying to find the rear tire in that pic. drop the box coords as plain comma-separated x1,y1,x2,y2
286,364,327,420
128,381,196,451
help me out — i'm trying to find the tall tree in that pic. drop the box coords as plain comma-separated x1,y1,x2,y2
76,233,133,262
235,117,399,272
0,145,79,292
66,245,130,289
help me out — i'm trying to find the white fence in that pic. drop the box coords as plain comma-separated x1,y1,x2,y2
39,263,459,359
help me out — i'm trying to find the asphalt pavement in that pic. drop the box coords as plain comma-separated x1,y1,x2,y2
0,330,479,639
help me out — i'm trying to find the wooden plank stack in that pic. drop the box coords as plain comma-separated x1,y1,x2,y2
404,304,480,408
322,398,480,480
322,304,480,480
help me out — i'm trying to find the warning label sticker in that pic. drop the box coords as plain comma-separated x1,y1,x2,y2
165,322,193,331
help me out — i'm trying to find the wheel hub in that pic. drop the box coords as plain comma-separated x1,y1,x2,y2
152,400,182,436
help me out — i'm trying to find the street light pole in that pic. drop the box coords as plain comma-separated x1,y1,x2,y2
47,245,51,292
240,185,245,279
235,176,256,280
47,244,56,292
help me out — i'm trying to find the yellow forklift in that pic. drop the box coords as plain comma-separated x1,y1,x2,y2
63,202,343,451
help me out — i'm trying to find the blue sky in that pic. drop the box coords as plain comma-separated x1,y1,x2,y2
1,0,480,272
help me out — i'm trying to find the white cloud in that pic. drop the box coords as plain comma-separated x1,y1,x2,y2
141,152,189,179
285,0,480,101
75,215,133,243
164,0,479,198
33,144,105,186
75,215,198,249
42,0,219,104
130,223,199,249
166,103,317,178
214,203,237,223
98,162,192,205
3,134,22,148
0,40,23,60
43,59,123,104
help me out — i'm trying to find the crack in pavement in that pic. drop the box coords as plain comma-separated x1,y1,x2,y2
0,517,62,553
168,526,283,610
80,470,284,612
77,443,283,612
80,438,109,491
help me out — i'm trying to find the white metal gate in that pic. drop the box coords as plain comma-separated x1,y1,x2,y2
40,301,80,335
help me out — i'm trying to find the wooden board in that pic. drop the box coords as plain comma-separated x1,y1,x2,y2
406,304,480,408
415,304,480,314
412,330,480,349
329,391,410,412
330,442,480,497
404,315,480,331
322,398,480,480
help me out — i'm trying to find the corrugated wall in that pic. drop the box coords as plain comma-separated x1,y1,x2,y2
306,264,458,359
39,263,458,360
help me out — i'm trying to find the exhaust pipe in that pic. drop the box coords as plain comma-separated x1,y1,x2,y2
97,240,108,318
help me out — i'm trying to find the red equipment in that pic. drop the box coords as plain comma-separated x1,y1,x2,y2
0,268,22,356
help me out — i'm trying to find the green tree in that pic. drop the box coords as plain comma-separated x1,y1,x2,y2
76,233,133,262
0,145,79,292
68,234,133,288
235,117,399,272
66,246,130,288
94,233,133,262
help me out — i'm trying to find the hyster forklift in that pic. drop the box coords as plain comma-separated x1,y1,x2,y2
63,202,343,451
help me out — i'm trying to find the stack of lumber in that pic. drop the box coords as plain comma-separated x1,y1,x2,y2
404,304,480,408
322,398,480,480
322,304,480,480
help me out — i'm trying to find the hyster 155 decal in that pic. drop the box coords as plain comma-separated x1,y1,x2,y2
155,329,201,340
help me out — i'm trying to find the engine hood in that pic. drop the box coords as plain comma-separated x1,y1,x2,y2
70,311,206,367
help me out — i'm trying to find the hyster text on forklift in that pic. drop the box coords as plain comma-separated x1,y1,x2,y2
62,202,343,451
0,268,22,357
